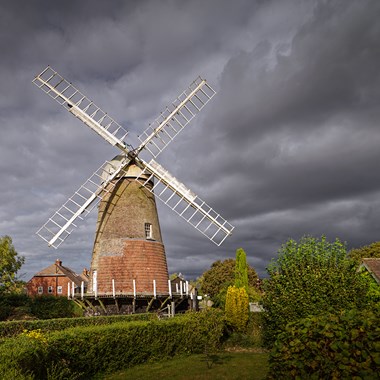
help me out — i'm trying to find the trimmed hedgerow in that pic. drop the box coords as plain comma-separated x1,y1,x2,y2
0,294,83,321
0,313,157,338
29,295,81,320
268,309,380,379
0,309,225,379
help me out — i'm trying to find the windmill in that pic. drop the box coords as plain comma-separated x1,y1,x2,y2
33,66,234,312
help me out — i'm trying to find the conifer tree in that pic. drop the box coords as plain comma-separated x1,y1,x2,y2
235,248,249,291
225,285,249,332
225,248,250,331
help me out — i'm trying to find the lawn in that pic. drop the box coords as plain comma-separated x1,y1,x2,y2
99,351,269,380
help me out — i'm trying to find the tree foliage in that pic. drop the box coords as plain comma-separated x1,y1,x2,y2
262,235,371,346
268,309,380,379
348,241,380,263
225,285,249,332
0,236,24,294
235,248,249,291
200,256,258,307
224,248,251,332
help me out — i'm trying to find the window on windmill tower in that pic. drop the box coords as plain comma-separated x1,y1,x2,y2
145,223,153,239
38,286,43,294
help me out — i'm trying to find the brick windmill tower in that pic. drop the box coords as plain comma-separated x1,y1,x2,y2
33,66,234,310
90,160,169,297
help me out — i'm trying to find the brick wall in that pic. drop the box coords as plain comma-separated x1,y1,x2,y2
26,276,74,296
95,240,169,295
89,165,169,295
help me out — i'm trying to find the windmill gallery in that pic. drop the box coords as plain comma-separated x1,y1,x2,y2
32,66,234,314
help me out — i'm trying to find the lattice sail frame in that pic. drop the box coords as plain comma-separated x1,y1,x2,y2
33,66,129,152
34,66,234,248
36,158,130,248
137,77,216,158
136,159,234,246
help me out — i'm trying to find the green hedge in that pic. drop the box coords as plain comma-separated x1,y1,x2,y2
0,313,157,338
29,296,81,319
268,309,380,379
0,294,82,321
0,294,31,321
0,309,225,379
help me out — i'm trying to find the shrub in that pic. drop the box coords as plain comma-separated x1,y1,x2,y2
268,309,380,379
0,334,47,380
262,235,371,346
0,294,84,321
0,293,31,321
0,309,225,379
225,286,249,332
30,296,80,319
0,312,157,338
245,312,264,347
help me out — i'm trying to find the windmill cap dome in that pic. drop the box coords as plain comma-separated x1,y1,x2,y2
101,155,148,181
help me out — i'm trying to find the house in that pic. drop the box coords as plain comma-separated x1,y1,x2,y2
170,274,187,295
360,258,380,284
27,259,89,296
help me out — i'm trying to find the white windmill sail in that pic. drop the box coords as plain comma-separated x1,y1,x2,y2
33,66,129,153
135,158,234,246
34,66,234,248
136,76,216,158
36,158,130,248
33,67,134,248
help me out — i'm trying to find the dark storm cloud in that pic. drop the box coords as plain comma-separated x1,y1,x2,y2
0,0,379,280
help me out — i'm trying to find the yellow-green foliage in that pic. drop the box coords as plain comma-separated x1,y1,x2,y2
21,329,47,345
225,285,249,332
0,310,226,379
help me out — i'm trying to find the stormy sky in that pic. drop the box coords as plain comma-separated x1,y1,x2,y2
1,0,379,281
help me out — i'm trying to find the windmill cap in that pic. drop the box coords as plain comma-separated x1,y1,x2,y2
101,155,148,181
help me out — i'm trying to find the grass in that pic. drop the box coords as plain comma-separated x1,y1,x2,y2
99,351,269,380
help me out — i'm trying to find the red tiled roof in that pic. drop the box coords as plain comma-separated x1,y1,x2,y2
33,261,86,286
361,258,380,284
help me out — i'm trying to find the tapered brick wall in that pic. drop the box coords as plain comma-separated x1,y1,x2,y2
96,240,169,295
89,163,169,295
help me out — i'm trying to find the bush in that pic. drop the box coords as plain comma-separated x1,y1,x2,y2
0,334,46,380
268,309,380,379
262,236,371,346
223,312,264,349
30,296,81,319
0,312,157,338
225,286,249,332
0,293,31,321
245,312,264,347
0,309,225,379
0,294,83,321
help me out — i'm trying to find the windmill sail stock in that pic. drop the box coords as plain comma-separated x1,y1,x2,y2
36,157,130,248
136,76,216,158
33,66,130,153
135,158,234,246
34,65,233,248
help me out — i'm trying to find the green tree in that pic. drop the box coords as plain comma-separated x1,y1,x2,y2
262,235,370,346
200,257,258,307
348,241,380,263
224,248,251,332
235,248,249,291
0,236,24,294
